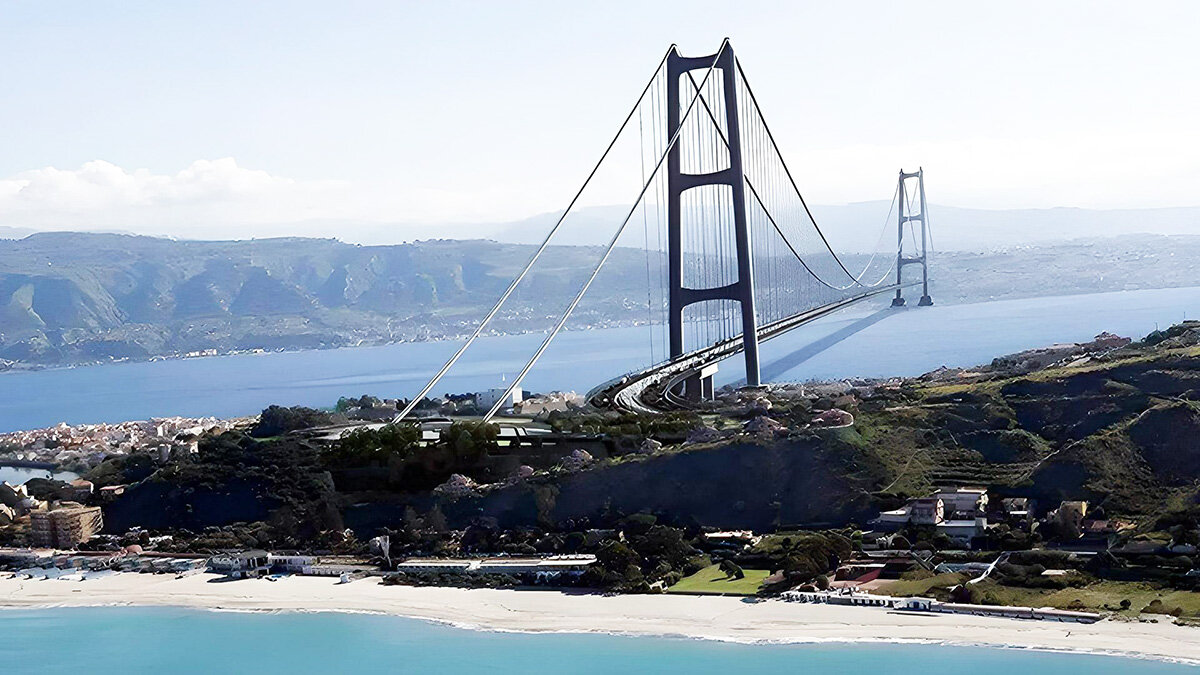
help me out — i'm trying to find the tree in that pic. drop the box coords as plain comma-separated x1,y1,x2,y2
333,423,420,465
814,574,830,590
251,405,333,437
439,421,498,465
719,559,745,580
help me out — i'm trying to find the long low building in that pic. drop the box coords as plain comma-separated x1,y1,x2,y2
394,555,596,578
783,590,1101,623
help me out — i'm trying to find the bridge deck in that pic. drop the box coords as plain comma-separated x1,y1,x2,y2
589,284,911,413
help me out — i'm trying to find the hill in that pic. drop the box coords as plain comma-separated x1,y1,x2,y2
3,231,1200,366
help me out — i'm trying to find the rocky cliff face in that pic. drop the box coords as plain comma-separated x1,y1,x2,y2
403,330,1200,531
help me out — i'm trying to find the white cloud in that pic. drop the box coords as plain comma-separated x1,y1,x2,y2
0,158,525,243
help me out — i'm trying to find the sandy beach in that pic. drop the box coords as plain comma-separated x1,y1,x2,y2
1,573,1198,663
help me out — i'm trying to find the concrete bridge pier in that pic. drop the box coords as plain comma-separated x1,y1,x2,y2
683,363,719,402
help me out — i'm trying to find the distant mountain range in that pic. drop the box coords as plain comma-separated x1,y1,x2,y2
0,232,652,365
1,230,1199,367
7,203,1200,251
486,203,1200,252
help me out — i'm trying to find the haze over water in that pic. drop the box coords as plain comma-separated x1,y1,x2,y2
0,286,1197,434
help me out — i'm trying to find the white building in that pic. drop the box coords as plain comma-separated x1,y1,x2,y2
935,487,988,516
876,498,944,528
475,386,523,412
936,517,989,546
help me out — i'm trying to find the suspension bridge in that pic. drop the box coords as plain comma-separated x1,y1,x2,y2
398,40,934,420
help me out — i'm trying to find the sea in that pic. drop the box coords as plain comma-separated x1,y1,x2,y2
0,465,78,485
2,289,1200,668
0,606,1192,674
0,285,1198,433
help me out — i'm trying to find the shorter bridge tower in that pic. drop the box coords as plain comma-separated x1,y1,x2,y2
891,167,933,307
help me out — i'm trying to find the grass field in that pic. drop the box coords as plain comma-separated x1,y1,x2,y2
877,573,1200,618
971,580,1200,618
667,565,770,596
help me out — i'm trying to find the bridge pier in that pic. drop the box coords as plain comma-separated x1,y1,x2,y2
681,363,719,402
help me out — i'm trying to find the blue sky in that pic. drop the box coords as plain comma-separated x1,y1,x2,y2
0,1,1197,241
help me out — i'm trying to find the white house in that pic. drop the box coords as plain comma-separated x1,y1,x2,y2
476,386,523,412
935,487,988,516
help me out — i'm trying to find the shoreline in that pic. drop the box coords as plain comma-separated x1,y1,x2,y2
6,282,1196,377
2,574,1198,664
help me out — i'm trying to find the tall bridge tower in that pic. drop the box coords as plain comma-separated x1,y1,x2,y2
666,44,760,395
891,168,933,307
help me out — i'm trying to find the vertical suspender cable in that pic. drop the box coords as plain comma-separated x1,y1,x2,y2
638,90,655,367
484,43,730,421
396,46,678,422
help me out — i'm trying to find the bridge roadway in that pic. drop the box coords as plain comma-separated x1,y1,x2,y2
587,284,913,414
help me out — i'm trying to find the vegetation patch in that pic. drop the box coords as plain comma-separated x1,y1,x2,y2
667,564,770,595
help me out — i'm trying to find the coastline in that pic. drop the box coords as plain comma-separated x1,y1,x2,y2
1,574,1198,664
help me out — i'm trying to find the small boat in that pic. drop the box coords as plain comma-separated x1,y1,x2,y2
265,573,290,582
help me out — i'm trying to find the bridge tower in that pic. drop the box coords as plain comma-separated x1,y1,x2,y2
891,168,933,307
667,44,760,398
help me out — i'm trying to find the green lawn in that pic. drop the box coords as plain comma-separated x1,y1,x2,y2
878,574,1200,619
971,580,1200,618
667,565,770,596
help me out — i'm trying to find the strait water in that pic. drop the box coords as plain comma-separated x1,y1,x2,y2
0,286,1197,433
0,607,1192,674
0,465,78,485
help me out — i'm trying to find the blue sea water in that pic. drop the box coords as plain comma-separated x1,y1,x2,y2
0,607,1192,674
0,465,78,485
0,286,1198,433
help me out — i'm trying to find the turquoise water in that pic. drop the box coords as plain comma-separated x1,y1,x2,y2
0,286,1198,433
0,607,1191,674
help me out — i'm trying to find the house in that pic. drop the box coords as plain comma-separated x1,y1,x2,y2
67,479,94,502
910,498,944,525
393,555,596,580
475,386,523,412
1052,501,1089,532
936,517,989,547
998,497,1033,521
0,482,30,513
701,531,761,549
873,498,944,530
934,487,988,517
208,550,271,578
267,553,374,577
98,485,126,502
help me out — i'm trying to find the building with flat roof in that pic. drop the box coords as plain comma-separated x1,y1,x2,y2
475,386,523,412
394,555,595,579
935,487,988,516
208,550,270,578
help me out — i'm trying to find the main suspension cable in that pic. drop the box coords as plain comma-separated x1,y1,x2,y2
483,41,732,422
396,44,678,422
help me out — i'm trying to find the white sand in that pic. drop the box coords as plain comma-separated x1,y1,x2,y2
1,573,1198,663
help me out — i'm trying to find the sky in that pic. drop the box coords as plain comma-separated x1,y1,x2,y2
0,1,1198,243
